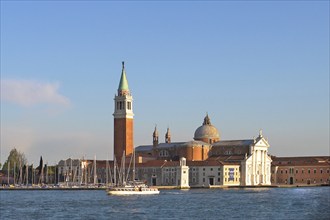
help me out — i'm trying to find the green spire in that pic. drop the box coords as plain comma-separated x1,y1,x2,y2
118,61,130,94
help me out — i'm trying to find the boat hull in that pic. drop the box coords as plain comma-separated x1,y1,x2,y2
107,188,159,195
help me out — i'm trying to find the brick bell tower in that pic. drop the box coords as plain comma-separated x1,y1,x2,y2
113,61,134,162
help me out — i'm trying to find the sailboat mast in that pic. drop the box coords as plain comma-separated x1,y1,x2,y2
14,162,16,185
114,157,117,186
70,158,73,183
93,155,97,185
46,163,48,184
106,160,109,186
19,159,23,185
8,161,10,185
133,148,135,182
123,151,125,185
26,163,28,185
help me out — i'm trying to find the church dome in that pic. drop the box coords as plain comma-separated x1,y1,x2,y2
194,114,220,143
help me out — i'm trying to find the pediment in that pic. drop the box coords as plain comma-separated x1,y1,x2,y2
255,137,269,147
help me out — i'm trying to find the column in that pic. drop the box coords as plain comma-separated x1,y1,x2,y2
264,150,267,184
251,149,255,185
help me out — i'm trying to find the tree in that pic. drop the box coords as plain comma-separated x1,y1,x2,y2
2,148,27,173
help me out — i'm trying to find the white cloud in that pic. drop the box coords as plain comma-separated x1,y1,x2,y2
0,79,71,107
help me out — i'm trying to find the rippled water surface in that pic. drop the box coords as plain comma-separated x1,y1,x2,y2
1,187,329,219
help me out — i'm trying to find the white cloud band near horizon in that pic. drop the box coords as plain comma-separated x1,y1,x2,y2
1,79,71,107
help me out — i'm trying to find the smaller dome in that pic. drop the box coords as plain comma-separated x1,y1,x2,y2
194,114,220,142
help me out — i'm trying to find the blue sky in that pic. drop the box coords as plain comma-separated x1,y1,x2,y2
1,1,329,165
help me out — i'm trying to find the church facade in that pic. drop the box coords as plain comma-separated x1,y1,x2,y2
113,62,272,187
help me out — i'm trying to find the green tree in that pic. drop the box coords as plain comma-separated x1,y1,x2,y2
2,148,27,173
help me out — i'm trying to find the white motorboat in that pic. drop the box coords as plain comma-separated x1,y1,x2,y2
107,183,159,195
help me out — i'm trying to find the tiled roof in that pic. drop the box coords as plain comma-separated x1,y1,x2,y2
135,160,167,167
213,139,254,147
135,145,153,152
210,155,246,162
272,156,330,166
184,140,210,146
157,142,186,148
187,160,221,166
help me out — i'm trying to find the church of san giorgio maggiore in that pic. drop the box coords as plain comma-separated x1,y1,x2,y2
57,62,330,188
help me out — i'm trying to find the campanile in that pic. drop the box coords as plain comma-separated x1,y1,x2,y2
113,62,134,161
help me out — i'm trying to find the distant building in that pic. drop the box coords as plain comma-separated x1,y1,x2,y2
56,63,330,188
60,62,327,189
271,156,330,185
111,62,272,187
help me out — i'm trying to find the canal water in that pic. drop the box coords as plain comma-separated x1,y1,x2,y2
0,187,329,219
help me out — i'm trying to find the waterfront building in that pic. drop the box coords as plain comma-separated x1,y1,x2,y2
110,62,272,187
54,62,329,188
135,115,272,186
271,156,330,185
134,157,190,188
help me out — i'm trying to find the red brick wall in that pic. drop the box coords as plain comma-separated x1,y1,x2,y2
272,165,330,185
177,146,210,161
114,118,133,161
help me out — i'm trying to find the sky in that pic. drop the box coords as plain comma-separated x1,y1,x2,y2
1,1,329,166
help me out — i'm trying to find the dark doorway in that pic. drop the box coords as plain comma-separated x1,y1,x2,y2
152,177,156,186
289,177,293,185
209,178,214,186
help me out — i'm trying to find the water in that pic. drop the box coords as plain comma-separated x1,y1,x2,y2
0,187,329,219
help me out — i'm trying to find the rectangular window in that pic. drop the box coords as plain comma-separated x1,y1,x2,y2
228,168,235,181
218,172,221,176
203,178,205,182
296,170,298,174
218,178,220,182
314,169,316,174
308,169,310,174
210,168,213,171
